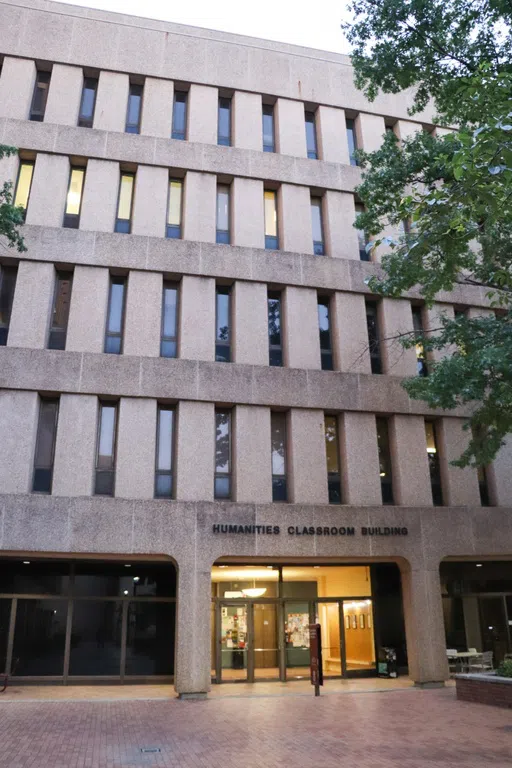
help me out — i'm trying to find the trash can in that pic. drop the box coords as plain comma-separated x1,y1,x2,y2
377,646,398,678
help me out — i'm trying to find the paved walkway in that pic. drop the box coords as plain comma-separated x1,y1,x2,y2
1,685,510,767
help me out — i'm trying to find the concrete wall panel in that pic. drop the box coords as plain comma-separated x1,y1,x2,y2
0,390,38,493
275,98,307,158
279,184,312,255
179,275,215,361
380,298,417,377
332,292,372,374
324,191,360,261
176,401,215,501
80,159,119,232
437,418,481,506
234,405,272,502
232,177,264,249
340,412,381,505
0,57,36,120
233,90,262,151
140,77,174,138
25,153,69,228
66,265,109,353
187,84,218,145
7,261,54,349
389,415,432,506
131,165,168,238
116,397,156,499
123,270,161,357
288,408,328,503
93,70,130,133
233,281,268,366
284,286,321,370
53,394,97,496
44,64,83,126
182,172,216,243
356,113,386,154
317,105,349,164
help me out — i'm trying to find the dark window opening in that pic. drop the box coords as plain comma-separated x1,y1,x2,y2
48,270,73,350
425,421,443,506
104,276,126,354
95,402,118,496
216,286,231,362
318,296,334,371
271,412,287,502
268,291,283,367
377,417,394,504
366,302,382,374
412,306,428,377
32,398,59,494
125,82,143,134
215,410,232,500
78,77,98,128
30,70,51,122
346,117,359,166
305,111,318,159
0,265,18,346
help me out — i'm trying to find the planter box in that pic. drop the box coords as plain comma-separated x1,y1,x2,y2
456,673,512,709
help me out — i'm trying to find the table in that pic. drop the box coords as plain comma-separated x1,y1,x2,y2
447,651,479,673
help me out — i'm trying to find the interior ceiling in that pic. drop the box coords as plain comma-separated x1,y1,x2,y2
211,565,368,582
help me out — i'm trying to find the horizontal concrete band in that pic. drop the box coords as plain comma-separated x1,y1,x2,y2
1,494,511,568
0,347,471,417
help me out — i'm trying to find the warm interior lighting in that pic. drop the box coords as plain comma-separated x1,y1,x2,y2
426,447,437,454
380,471,386,477
224,590,244,598
242,587,267,598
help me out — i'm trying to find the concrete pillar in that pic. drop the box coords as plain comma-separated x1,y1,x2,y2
424,303,455,363
25,153,69,228
234,406,272,503
182,172,216,243
175,401,215,501
116,398,157,499
123,270,161,357
53,394,97,496
275,98,307,157
463,596,483,652
179,275,215,361
233,281,268,366
278,184,313,254
140,77,174,138
79,159,120,233
174,559,212,696
283,286,321,369
324,191,360,260
0,390,38,494
380,298,417,377
232,177,264,249
395,120,421,143
232,91,262,151
355,113,386,153
131,165,168,237
317,106,349,164
332,292,372,374
0,57,36,120
0,148,18,186
288,409,329,504
389,415,432,505
187,84,218,144
66,266,109,353
44,64,83,126
437,418,481,506
340,412,381,505
488,438,512,507
93,70,129,132
7,261,54,349
401,563,449,685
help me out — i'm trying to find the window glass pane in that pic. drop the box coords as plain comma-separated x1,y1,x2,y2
157,408,173,471
34,400,58,468
216,289,230,342
305,112,317,155
318,299,331,355
98,405,116,467
311,198,323,242
0,599,10,672
264,190,277,237
51,273,72,331
73,561,176,598
14,163,34,209
173,92,187,137
162,284,177,338
0,266,17,328
69,600,122,676
80,78,97,120
117,175,133,220
65,168,85,215
218,97,231,142
107,280,125,333
325,415,339,474
167,180,182,226
271,413,286,475
216,185,230,231
0,560,70,595
127,85,142,126
425,422,437,453
377,418,392,480
215,411,230,473
347,118,358,164
268,295,281,346
125,602,175,675
12,598,67,676
262,105,274,150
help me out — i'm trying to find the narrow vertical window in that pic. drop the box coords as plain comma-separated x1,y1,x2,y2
172,91,187,140
32,398,59,493
268,291,283,366
215,285,231,362
216,184,230,244
325,415,341,504
29,70,51,121
155,406,174,498
355,202,370,261
48,270,73,350
264,190,279,250
311,197,325,255
377,418,394,504
0,264,18,346
78,76,98,128
412,306,428,376
218,96,231,146
115,173,134,234
346,117,359,166
262,104,275,152
478,466,490,507
104,276,126,354
63,167,85,228
215,410,232,500
125,82,143,134
366,302,382,374
13,161,34,220
271,412,287,502
305,111,318,159
166,179,182,238
318,296,333,371
425,421,443,506
161,281,178,358
95,402,118,496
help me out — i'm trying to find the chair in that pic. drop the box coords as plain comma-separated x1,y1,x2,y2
446,649,458,675
468,650,493,673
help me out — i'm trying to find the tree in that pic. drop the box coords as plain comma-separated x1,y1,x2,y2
0,145,27,254
342,0,512,467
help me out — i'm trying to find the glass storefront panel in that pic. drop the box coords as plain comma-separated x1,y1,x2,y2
479,597,509,665
212,565,279,599
12,599,67,676
343,600,376,672
282,565,372,598
74,562,176,598
0,599,11,673
220,604,248,681
316,602,342,677
284,602,310,678
69,600,122,676
125,602,175,676
0,560,70,596
253,603,279,679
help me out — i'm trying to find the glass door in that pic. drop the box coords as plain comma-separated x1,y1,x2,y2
220,603,248,681
342,599,376,675
284,602,311,679
479,597,509,666
253,603,280,679
315,601,343,678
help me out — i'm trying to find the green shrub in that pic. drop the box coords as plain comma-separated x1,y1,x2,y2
497,659,512,678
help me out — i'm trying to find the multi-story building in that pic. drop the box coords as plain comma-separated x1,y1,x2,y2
0,0,511,696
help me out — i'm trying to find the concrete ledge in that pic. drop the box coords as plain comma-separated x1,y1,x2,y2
413,681,445,689
455,674,512,709
177,692,208,700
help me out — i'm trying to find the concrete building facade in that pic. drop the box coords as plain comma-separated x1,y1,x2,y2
0,0,511,695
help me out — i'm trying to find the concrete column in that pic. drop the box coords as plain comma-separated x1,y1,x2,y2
389,415,432,505
123,270,161,358
283,286,321,369
232,91,262,151
93,70,129,132
0,57,36,120
400,563,449,685
182,172,216,243
0,148,18,186
234,405,272,503
179,275,215,361
175,401,215,501
395,120,421,143
339,412,381,505
131,165,168,237
44,64,83,126
317,106,349,164
355,113,386,153
187,84,218,144
463,597,483,652
0,390,38,494
25,153,69,228
324,191,360,261
380,298,417,377
232,177,264,249
278,184,313,254
7,261,54,349
288,409,329,504
424,303,455,363
233,281,268,366
116,398,157,499
488,438,512,507
53,394,97,497
66,266,109,353
275,98,307,157
80,159,120,233
140,77,174,138
332,292,372,374
437,418,481,506
174,559,212,696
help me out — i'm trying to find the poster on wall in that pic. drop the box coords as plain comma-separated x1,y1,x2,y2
286,613,310,647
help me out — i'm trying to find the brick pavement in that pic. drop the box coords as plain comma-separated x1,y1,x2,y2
0,687,511,768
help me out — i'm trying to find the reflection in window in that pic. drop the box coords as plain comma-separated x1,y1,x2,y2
155,406,174,498
32,398,59,494
78,77,98,128
366,302,382,374
30,70,51,121
318,296,333,371
262,104,275,152
48,271,73,350
63,167,85,228
376,418,393,504
215,286,231,362
0,265,18,346
268,291,283,367
425,421,443,506
264,190,278,250
172,91,187,140
325,415,341,503
13,161,34,219
412,306,428,376
215,410,232,500
355,202,370,261
311,197,325,255
161,281,178,358
104,276,126,354
218,97,231,146
125,82,143,134
115,173,134,234
12,598,67,676
125,602,175,675
346,117,359,166
271,412,287,501
216,184,230,244
305,111,318,159
69,600,122,676
167,179,182,238
95,402,117,496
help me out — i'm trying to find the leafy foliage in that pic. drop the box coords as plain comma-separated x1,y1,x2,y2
497,659,512,677
0,145,27,254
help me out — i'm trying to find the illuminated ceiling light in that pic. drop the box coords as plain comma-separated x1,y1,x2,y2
488,626,493,630
218,565,228,568
242,587,267,598
123,590,129,595
476,563,483,567
267,566,273,569
380,472,386,477
426,447,437,454
314,566,320,569
133,576,140,582
22,561,30,565
124,564,131,567
224,591,244,598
